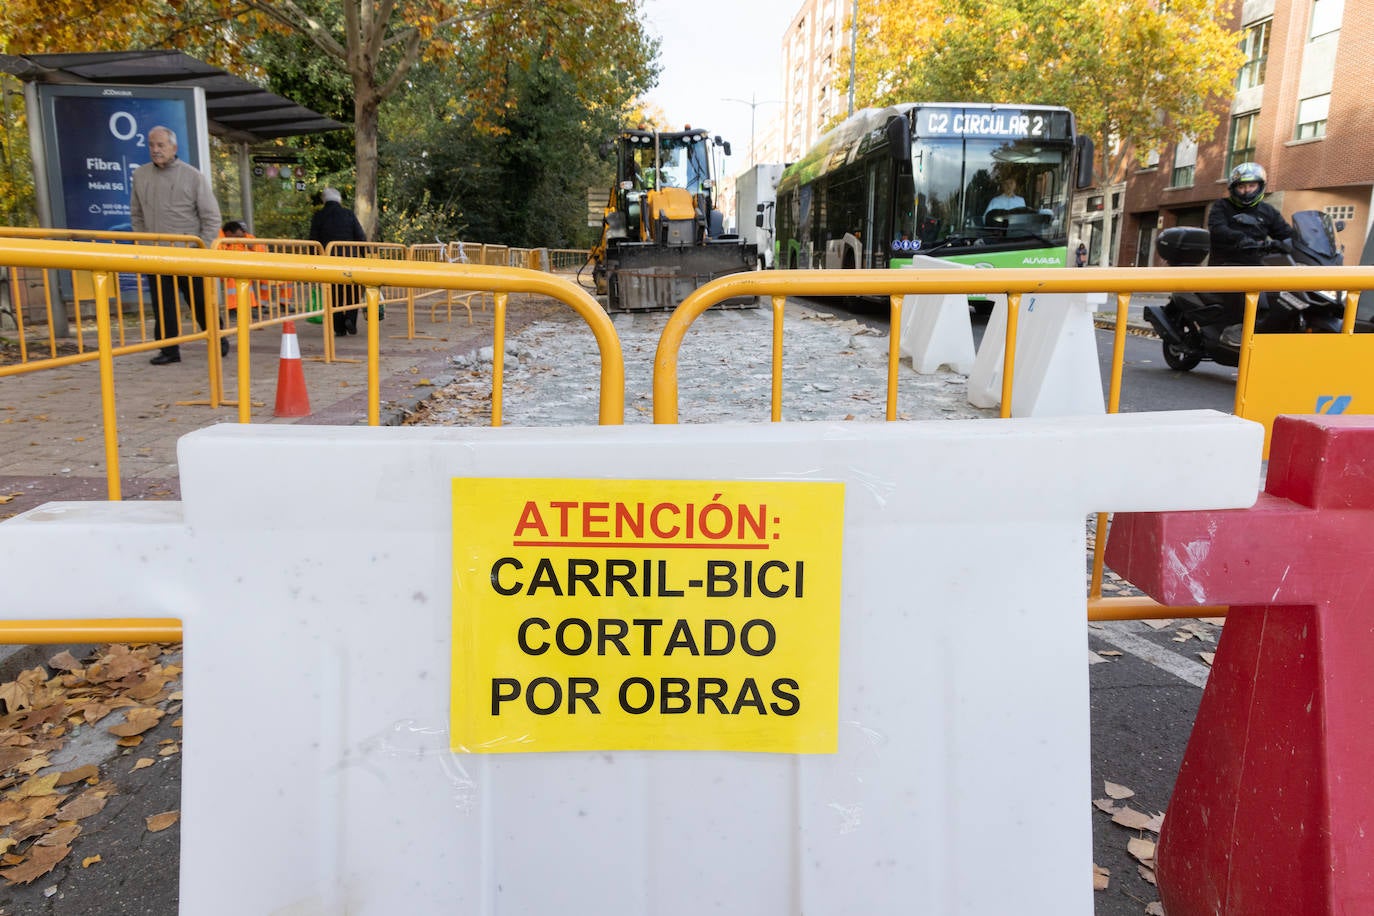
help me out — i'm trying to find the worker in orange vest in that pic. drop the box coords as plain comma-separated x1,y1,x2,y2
217,220,264,317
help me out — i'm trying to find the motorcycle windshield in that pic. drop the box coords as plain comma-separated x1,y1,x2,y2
1291,210,1339,261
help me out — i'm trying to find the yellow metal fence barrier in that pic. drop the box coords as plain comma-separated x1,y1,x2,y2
650,265,1374,623
10,250,1374,635
0,237,625,492
0,227,209,365
211,236,325,329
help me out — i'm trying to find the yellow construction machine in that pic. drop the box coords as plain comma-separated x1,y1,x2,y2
590,127,757,310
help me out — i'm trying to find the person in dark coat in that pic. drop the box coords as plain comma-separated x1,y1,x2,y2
1206,161,1292,266
308,187,368,336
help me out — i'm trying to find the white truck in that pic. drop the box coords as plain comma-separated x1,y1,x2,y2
734,163,785,269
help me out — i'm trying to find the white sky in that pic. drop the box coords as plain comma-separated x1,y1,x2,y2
638,0,797,175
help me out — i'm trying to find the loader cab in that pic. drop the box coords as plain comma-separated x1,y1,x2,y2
613,129,729,244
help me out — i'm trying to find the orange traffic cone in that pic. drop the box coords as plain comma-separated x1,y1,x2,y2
274,320,311,418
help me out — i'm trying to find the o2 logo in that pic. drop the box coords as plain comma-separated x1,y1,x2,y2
109,110,146,147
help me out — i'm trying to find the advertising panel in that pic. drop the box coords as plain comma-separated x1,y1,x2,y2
28,83,209,231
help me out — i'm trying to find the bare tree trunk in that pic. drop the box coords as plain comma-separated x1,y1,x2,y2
353,90,381,240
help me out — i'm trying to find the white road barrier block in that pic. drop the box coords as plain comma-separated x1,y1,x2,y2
968,291,1106,416
898,259,977,374
0,415,1263,915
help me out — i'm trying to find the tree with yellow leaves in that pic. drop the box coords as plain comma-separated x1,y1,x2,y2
0,0,658,239
849,0,1243,194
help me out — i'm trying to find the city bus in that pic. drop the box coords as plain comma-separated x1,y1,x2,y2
774,103,1093,294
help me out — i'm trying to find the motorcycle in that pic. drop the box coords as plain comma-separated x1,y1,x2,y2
1143,210,1361,372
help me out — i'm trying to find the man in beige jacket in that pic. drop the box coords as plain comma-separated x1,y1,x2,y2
130,125,223,365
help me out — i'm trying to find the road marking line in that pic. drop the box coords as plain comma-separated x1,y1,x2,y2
1090,621,1211,688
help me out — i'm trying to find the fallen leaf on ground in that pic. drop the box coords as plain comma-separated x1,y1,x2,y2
146,810,180,832
0,801,23,828
1092,863,1110,890
36,823,80,847
1147,902,1166,915
1176,622,1213,641
11,774,60,800
14,754,50,777
47,651,82,671
0,748,30,772
0,682,31,713
82,855,101,868
1098,650,1122,657
131,758,155,772
59,792,108,821
1199,651,1216,666
55,765,98,787
1112,806,1157,831
1142,619,1174,630
1139,863,1158,885
0,842,70,885
1128,836,1157,864
1104,780,1135,800
108,706,164,737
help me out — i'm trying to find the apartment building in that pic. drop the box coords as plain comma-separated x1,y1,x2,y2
780,0,851,162
1120,0,1373,266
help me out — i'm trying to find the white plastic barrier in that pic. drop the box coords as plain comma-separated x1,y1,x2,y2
898,257,979,374
0,414,1263,914
968,292,1106,416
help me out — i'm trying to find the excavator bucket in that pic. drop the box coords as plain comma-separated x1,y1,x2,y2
606,240,758,311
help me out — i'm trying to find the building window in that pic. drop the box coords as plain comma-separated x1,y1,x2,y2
1227,112,1258,172
1296,94,1330,140
1326,205,1355,223
1171,137,1197,188
1237,19,1270,90
1310,0,1343,40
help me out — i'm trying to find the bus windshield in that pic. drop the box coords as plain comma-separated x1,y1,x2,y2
773,103,1081,272
911,137,1070,248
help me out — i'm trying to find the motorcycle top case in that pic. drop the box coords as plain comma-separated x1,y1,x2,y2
1156,227,1210,266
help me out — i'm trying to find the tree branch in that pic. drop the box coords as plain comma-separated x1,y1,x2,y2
375,27,425,101
242,0,348,60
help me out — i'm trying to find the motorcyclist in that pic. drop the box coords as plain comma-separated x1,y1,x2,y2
1206,162,1292,265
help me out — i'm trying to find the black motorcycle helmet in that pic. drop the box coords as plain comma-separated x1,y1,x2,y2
1227,162,1267,208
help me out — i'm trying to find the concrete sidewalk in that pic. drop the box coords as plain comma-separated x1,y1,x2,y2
0,294,556,517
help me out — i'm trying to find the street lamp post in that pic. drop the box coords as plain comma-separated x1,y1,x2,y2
848,0,858,117
721,94,781,168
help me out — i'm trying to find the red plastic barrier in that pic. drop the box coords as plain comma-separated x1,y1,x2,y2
1105,414,1374,916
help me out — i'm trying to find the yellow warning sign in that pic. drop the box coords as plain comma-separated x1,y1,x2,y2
451,478,845,754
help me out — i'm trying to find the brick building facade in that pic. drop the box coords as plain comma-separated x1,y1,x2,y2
1119,0,1373,266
